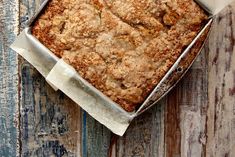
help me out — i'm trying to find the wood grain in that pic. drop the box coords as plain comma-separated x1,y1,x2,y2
111,100,165,157
19,65,82,156
0,0,20,156
206,4,235,157
81,112,111,157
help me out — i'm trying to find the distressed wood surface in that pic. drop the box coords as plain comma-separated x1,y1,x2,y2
0,0,235,157
206,5,235,157
0,0,19,156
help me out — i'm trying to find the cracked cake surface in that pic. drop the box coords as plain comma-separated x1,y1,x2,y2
32,0,208,112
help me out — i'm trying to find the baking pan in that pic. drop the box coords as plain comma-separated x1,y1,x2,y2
11,0,232,135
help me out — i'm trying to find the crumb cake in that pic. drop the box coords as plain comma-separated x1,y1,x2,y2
32,0,208,112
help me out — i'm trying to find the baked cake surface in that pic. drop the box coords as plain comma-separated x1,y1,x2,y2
32,0,207,112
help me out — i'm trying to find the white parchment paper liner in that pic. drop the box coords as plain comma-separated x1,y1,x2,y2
10,0,233,136
196,0,234,15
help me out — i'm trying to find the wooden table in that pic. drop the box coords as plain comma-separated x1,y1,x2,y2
0,0,235,157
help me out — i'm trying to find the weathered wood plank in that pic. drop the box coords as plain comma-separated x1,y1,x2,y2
0,0,20,156
166,49,208,157
206,3,235,157
19,66,82,156
113,101,165,157
81,112,111,157
19,0,82,156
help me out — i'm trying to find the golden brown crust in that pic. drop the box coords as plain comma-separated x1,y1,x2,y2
32,0,208,112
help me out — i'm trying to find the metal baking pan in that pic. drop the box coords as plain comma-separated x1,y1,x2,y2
11,0,218,135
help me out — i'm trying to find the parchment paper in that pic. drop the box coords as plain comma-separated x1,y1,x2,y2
196,0,234,14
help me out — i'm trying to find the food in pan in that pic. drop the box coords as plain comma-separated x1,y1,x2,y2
32,0,208,112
